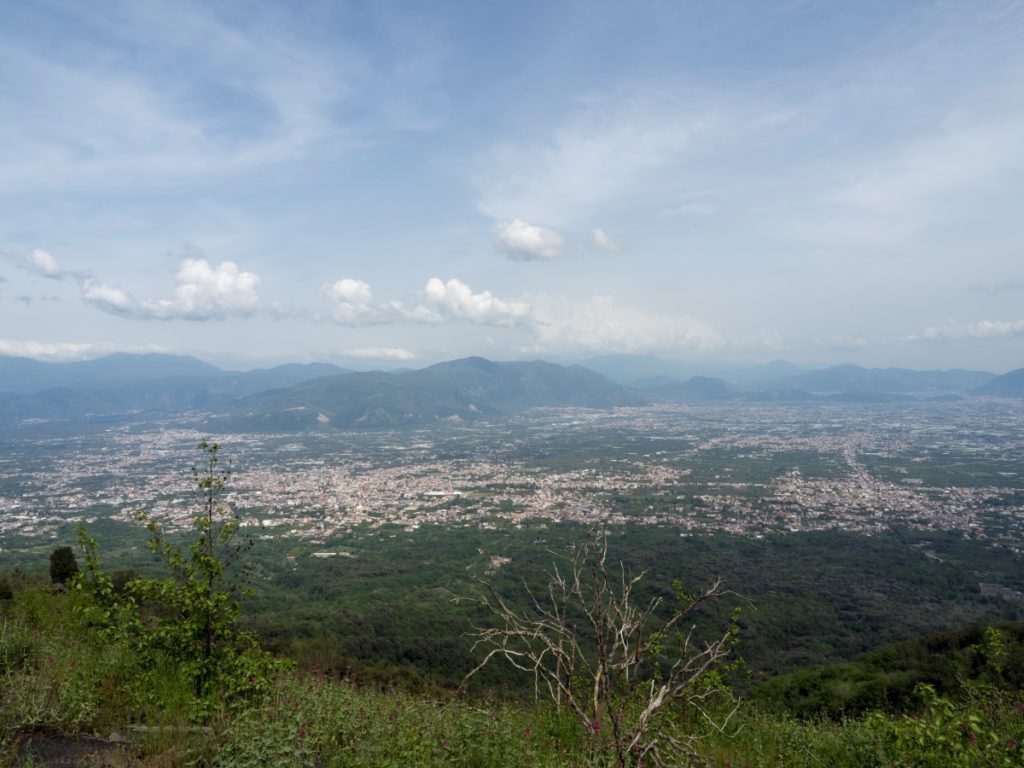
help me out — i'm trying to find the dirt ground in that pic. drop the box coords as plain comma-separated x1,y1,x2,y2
7,731,128,768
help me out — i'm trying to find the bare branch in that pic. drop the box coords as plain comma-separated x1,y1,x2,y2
458,527,742,767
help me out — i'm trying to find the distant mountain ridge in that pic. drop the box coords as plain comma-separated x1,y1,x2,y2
0,355,351,429
751,364,994,395
634,375,740,402
0,352,1020,433
224,356,644,430
974,367,1024,397
0,353,222,393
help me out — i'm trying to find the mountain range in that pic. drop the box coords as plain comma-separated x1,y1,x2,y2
222,356,643,430
1,352,1023,432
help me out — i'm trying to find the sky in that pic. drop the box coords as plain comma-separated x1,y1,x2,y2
1,0,1023,372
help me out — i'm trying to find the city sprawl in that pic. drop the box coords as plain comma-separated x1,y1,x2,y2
2,401,1023,549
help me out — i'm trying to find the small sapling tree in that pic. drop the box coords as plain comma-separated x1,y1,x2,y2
134,439,262,701
69,440,282,717
460,529,741,767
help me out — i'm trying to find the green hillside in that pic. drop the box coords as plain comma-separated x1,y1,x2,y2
224,357,645,430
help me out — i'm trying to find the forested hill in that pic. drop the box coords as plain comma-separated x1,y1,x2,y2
223,357,645,430
976,367,1024,397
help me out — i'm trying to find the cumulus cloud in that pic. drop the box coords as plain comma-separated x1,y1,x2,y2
589,228,621,253
82,259,262,321
325,278,372,306
322,275,537,329
143,259,260,320
493,219,564,261
346,347,416,360
322,278,379,325
422,277,532,326
530,296,722,353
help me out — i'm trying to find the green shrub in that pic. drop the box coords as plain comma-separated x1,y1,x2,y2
868,683,1024,768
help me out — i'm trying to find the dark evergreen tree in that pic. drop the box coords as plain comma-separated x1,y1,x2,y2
49,545,78,584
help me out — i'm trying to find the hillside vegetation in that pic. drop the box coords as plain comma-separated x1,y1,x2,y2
3,571,1024,767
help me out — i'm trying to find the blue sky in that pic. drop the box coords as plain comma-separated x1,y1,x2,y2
1,0,1023,371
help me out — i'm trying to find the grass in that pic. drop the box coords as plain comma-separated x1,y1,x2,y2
3,583,1024,767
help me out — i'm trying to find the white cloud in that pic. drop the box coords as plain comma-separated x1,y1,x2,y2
0,339,99,361
81,280,135,316
390,301,442,323
4,248,88,281
422,277,532,327
29,249,64,278
324,278,373,305
142,259,261,320
589,228,621,253
346,346,416,360
0,338,167,361
493,219,564,261
322,278,380,325
82,259,261,321
902,327,954,343
966,320,1024,338
903,319,1024,342
814,336,868,351
530,295,722,353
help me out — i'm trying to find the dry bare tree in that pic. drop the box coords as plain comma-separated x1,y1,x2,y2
459,530,741,767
